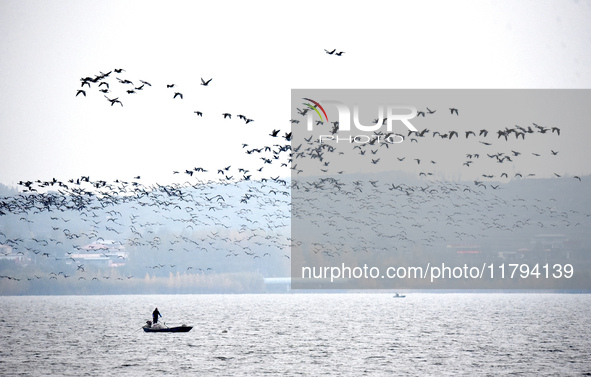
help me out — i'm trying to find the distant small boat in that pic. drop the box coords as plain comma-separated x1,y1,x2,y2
143,321,193,333
393,293,406,298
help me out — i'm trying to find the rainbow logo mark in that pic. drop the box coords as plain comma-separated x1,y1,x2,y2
302,98,328,123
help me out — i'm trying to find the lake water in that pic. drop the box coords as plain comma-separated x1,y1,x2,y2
1,293,590,376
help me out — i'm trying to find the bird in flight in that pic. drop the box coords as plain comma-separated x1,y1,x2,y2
449,108,458,115
76,90,86,97
201,78,212,86
173,92,183,99
324,49,336,55
104,95,122,107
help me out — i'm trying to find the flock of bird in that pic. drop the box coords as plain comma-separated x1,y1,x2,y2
0,68,297,287
324,48,345,56
292,176,590,256
0,63,589,291
0,175,291,285
288,102,580,185
285,97,589,287
77,69,256,124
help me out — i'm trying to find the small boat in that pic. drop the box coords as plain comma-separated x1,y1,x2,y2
143,321,193,333
393,293,406,298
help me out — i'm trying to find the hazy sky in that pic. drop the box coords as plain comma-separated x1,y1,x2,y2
1,0,590,187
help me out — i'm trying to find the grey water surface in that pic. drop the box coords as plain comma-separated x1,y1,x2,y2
1,293,590,376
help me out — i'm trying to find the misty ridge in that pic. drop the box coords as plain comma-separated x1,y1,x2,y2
0,172,591,294
0,179,290,295
1,165,590,294
291,170,591,289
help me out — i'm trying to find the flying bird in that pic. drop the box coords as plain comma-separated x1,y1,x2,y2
201,78,212,86
104,95,122,107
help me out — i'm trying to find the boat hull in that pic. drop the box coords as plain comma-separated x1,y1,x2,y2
143,325,193,333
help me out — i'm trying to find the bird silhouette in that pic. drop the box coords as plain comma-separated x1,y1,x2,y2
104,95,122,107
201,78,212,86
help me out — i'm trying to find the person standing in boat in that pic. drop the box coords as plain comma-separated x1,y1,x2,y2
152,308,161,324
